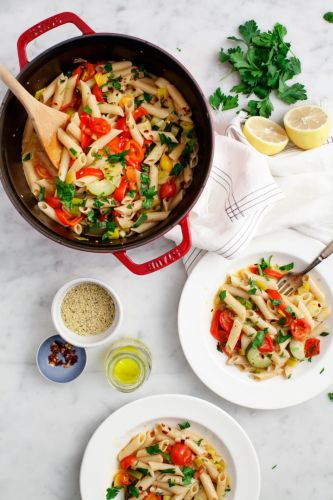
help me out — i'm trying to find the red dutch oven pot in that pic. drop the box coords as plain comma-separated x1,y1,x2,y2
0,12,214,274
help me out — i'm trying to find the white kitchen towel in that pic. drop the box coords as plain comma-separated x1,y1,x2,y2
165,105,333,275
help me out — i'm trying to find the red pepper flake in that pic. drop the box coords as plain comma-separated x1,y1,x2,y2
48,341,78,368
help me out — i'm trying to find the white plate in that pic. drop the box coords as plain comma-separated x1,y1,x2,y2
178,230,333,410
80,394,260,500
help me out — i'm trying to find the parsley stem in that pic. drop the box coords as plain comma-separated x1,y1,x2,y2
219,68,235,82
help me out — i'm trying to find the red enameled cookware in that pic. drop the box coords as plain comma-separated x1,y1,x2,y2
0,12,214,274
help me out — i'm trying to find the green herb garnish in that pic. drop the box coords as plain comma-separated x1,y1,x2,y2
104,63,113,72
108,75,122,90
328,393,333,401
271,464,277,470
271,299,282,306
38,186,46,201
160,468,176,474
164,452,172,464
324,12,333,23
146,444,161,455
209,88,238,111
181,467,196,485
277,330,291,343
178,421,191,430
236,296,253,309
87,210,98,223
143,91,152,103
69,147,78,157
320,332,330,337
136,467,150,476
168,479,176,487
251,329,268,349
320,368,325,374
279,262,294,271
128,485,139,498
219,290,227,301
83,105,92,115
107,150,129,167
56,177,75,207
22,152,31,161
106,486,122,500
214,20,307,117
133,213,148,228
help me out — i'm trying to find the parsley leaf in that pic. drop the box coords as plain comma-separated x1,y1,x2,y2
277,80,307,104
69,147,78,157
251,329,268,349
279,262,294,271
108,76,122,90
107,150,129,167
164,452,172,464
104,63,113,72
38,186,46,201
146,444,161,455
136,467,150,476
219,290,227,301
181,467,196,485
133,213,148,228
178,421,191,430
239,19,260,44
143,91,152,103
324,12,333,23
56,177,75,207
328,393,333,401
106,486,121,500
83,105,92,115
168,479,176,487
320,332,330,337
160,468,176,474
277,330,291,343
22,152,31,161
87,210,98,223
128,485,139,498
209,88,238,111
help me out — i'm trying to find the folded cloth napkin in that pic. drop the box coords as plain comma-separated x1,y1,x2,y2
165,103,333,274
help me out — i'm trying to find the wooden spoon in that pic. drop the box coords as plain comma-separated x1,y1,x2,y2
0,64,69,169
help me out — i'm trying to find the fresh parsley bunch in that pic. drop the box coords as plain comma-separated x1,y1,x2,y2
209,20,307,117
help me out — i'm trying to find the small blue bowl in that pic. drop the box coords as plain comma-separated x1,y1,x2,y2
36,334,86,383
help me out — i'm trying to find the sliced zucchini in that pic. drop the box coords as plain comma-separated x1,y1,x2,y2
289,339,305,360
246,347,272,369
87,179,116,196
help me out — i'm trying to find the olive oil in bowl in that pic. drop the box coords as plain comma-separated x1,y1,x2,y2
105,338,151,392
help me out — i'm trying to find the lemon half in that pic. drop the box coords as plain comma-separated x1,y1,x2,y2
243,116,289,155
284,105,331,150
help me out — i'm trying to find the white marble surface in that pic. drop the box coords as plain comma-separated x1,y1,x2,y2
1,0,333,499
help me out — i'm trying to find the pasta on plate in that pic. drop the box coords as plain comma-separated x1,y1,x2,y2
210,257,331,381
21,60,198,241
107,421,230,500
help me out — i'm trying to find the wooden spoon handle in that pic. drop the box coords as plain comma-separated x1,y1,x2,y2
0,64,36,114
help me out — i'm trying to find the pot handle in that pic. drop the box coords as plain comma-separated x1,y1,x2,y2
114,216,192,275
17,12,95,69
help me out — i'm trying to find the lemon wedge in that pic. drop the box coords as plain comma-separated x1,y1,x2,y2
283,105,331,150
243,116,289,155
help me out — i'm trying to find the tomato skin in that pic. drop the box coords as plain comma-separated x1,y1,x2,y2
125,167,137,183
76,167,104,180
81,132,93,151
115,471,132,486
120,455,137,470
84,62,95,80
249,266,284,279
263,268,284,279
108,136,128,153
259,334,275,353
90,117,111,136
34,162,53,179
115,117,131,138
126,139,144,164
210,310,229,343
266,289,283,301
72,66,83,80
113,178,128,202
170,443,193,466
44,196,62,209
305,338,320,358
290,318,311,341
55,209,82,227
132,106,149,121
145,494,159,500
92,83,104,103
159,182,177,199
219,309,235,333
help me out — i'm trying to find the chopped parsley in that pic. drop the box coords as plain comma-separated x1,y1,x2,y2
127,190,137,198
69,147,78,157
328,393,333,401
278,316,287,326
133,213,148,228
271,464,278,470
128,485,139,498
106,486,122,500
181,467,196,485
236,296,253,309
196,439,203,446
251,329,268,349
271,299,282,306
279,262,294,271
219,290,227,301
106,149,129,167
143,91,152,103
320,368,325,374
159,133,176,151
277,330,291,344
160,468,176,474
83,105,92,115
107,75,122,90
248,288,257,295
320,332,330,337
168,479,176,487
38,186,45,201
93,152,103,160
87,210,98,223
56,177,75,207
164,452,172,464
104,63,113,72
136,467,150,476
22,152,31,161
146,444,161,455
178,421,191,430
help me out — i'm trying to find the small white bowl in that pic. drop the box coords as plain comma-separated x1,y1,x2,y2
51,278,122,348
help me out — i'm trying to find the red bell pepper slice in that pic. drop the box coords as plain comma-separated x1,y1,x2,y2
92,83,104,103
132,106,149,121
115,117,131,138
259,334,275,353
76,167,104,180
113,178,128,202
55,209,82,227
305,338,320,358
44,195,62,209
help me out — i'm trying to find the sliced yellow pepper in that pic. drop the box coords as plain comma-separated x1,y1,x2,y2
159,153,173,172
277,309,286,318
287,358,298,367
107,228,120,239
180,121,193,134
216,459,225,472
119,95,133,108
34,88,45,101
194,457,204,468
158,169,169,184
255,280,267,290
94,72,108,87
65,171,76,184
157,87,168,100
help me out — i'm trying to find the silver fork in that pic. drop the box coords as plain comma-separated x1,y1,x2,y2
277,240,333,296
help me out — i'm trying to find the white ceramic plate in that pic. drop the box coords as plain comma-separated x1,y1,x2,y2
80,394,260,500
178,230,333,410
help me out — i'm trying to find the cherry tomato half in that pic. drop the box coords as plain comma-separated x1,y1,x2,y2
120,455,137,471
44,196,62,209
258,334,275,353
170,443,193,466
76,167,104,180
34,162,53,179
90,117,111,136
159,182,177,199
290,318,311,341
305,338,320,358
113,178,128,202
126,139,144,164
219,309,235,333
